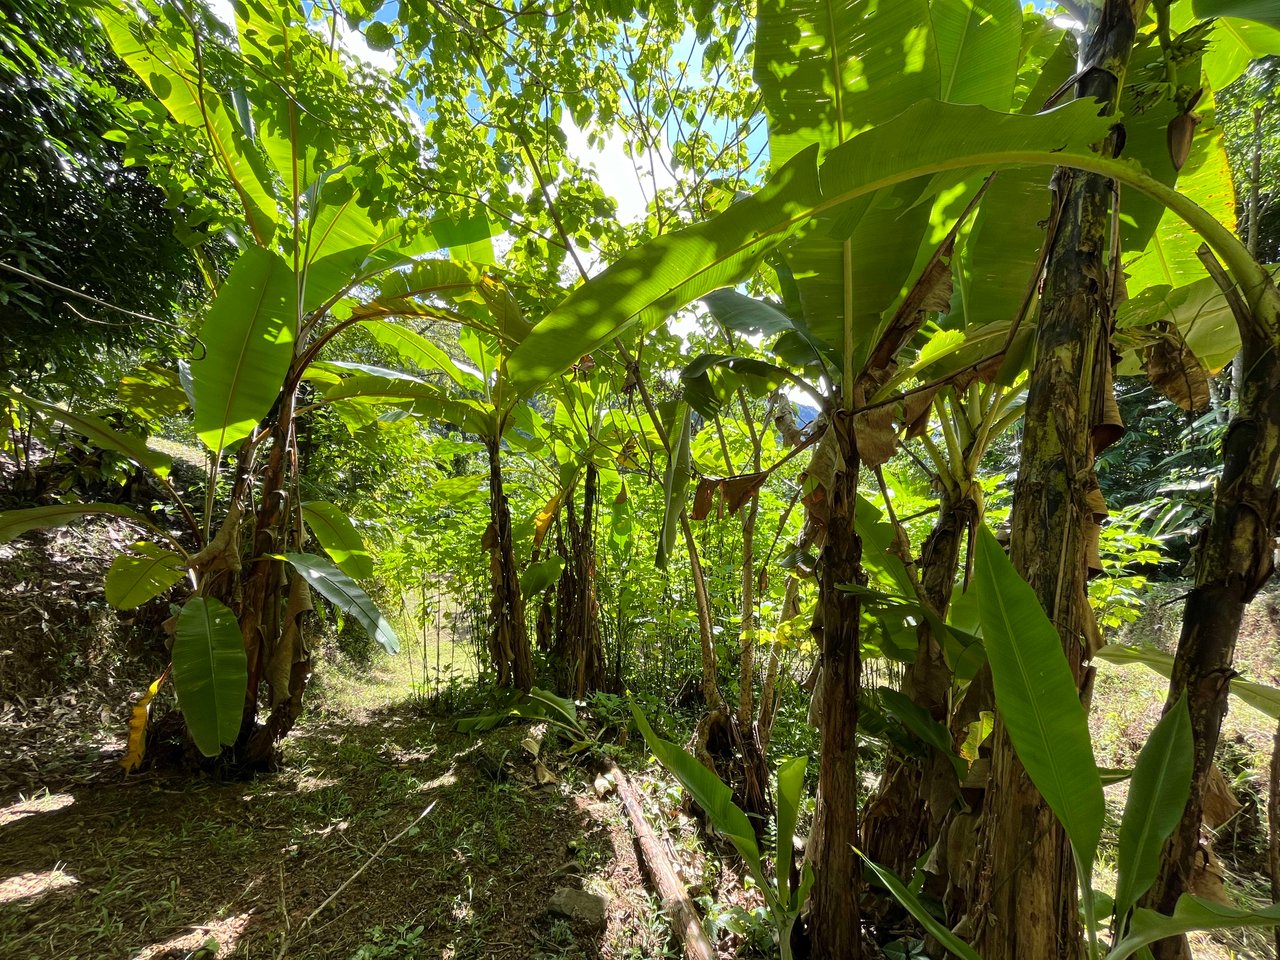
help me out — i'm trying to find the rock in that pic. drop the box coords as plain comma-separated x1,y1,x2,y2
547,887,608,933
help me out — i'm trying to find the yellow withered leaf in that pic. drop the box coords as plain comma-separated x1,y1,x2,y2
533,493,563,548
119,668,169,774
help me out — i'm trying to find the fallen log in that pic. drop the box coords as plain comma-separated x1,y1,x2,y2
606,761,718,960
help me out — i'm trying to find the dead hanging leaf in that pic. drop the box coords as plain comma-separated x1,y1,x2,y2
614,481,628,505
854,404,899,467
769,390,805,447
266,573,314,707
1189,842,1230,905
864,229,958,384
1145,323,1210,413
953,351,1008,394
806,426,844,492
1202,765,1243,829
801,425,843,527
1167,109,1201,172
1092,351,1125,456
1084,483,1109,578
534,493,564,549
617,437,639,470
902,385,941,439
1080,584,1105,657
119,667,169,773
691,478,719,521
481,521,498,551
189,501,243,574
722,471,769,514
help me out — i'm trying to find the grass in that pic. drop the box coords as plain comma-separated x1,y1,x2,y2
0,652,671,960
1087,582,1280,960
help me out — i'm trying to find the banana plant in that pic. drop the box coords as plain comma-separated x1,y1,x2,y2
863,523,1280,960
0,0,499,766
500,3,1280,947
315,263,550,690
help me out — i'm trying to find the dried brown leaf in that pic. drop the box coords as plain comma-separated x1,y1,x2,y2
721,471,769,514
854,404,898,467
691,478,719,522
1145,323,1210,413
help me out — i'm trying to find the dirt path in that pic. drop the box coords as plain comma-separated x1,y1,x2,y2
0,666,670,959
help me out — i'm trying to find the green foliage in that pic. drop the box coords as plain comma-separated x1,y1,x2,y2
302,501,375,581
172,597,248,757
632,703,812,959
859,854,982,960
1109,897,1280,960
189,246,297,453
508,98,1119,395
972,525,1104,881
1113,696,1193,927
6,0,1280,953
1,388,172,478
0,0,202,388
105,542,187,610
0,502,166,545
282,553,400,655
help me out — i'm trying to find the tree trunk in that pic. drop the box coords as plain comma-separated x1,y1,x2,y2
485,436,533,690
553,460,606,697
681,511,723,709
758,574,799,749
1141,298,1280,959
861,492,975,877
968,6,1142,955
236,390,303,768
807,409,864,960
738,493,759,727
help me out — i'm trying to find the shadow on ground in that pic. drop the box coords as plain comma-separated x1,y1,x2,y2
0,694,666,959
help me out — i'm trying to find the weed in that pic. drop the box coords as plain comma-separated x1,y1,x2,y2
348,923,427,959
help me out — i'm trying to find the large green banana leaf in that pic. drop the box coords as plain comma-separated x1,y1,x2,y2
753,0,939,166
1125,125,1237,294
656,402,692,569
192,246,297,453
859,855,984,960
301,501,374,580
1113,695,1193,925
952,28,1074,337
932,0,1023,108
231,0,322,199
0,503,162,545
755,0,1026,368
507,98,1118,396
1108,896,1280,960
1097,642,1280,719
172,598,249,757
1193,0,1280,29
2,389,171,479
973,525,1104,877
105,543,188,610
362,320,485,391
630,704,761,865
321,376,497,437
754,0,941,360
1175,6,1280,90
282,552,400,654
